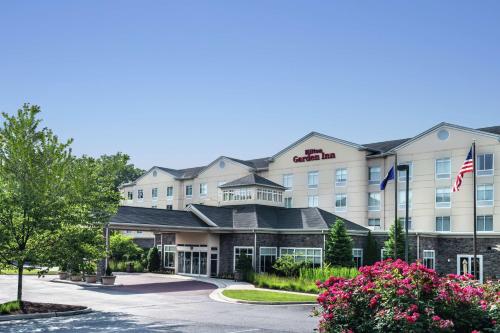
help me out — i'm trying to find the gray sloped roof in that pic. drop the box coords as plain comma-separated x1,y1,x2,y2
192,204,367,231
219,174,285,190
110,206,209,228
477,126,500,136
363,138,411,154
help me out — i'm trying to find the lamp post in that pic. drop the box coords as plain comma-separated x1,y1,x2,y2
397,164,410,262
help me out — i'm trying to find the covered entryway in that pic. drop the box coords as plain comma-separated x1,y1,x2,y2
177,245,208,275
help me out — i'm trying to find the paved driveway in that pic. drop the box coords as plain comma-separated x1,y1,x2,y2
0,273,318,332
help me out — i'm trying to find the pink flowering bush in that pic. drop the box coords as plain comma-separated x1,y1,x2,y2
315,259,500,333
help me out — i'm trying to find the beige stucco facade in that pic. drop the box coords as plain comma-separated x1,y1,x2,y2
119,123,500,235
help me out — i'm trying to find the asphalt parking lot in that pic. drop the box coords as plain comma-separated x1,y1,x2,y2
0,273,317,332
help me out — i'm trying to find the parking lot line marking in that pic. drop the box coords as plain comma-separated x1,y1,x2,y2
227,329,261,333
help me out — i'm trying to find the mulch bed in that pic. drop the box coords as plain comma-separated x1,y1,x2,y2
3,301,85,315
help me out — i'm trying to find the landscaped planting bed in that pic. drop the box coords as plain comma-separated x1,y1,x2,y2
222,290,317,303
0,301,85,316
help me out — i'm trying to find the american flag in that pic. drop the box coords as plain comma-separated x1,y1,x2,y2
452,147,474,192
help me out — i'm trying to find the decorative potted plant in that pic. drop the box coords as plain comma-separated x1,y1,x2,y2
58,264,68,280
70,267,82,282
101,264,116,285
84,262,97,283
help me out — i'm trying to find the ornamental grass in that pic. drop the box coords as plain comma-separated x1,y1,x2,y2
315,259,500,333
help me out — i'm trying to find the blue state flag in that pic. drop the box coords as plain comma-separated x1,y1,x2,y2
380,166,395,190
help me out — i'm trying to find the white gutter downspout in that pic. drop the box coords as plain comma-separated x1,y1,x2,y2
253,229,257,270
416,233,420,261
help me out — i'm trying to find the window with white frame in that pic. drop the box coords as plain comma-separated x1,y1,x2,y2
152,188,158,201
476,215,493,232
255,188,281,202
368,192,381,211
335,193,347,212
398,162,413,181
436,216,451,232
398,217,413,230
164,245,176,269
284,197,292,208
335,168,347,186
137,189,144,200
477,184,493,206
423,250,435,269
352,248,363,268
308,171,319,188
185,185,193,197
398,190,412,209
435,158,451,179
127,191,133,200
166,204,173,210
259,247,277,273
381,248,388,260
308,195,319,207
368,218,381,229
151,205,157,208
283,174,293,190
200,183,208,197
166,186,173,198
368,166,381,185
234,247,254,272
280,248,322,267
477,153,494,176
436,188,451,208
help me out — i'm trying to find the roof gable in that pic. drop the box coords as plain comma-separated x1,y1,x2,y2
219,174,285,190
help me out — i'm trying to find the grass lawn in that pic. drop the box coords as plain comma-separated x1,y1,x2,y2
0,301,21,315
0,267,58,275
222,289,317,303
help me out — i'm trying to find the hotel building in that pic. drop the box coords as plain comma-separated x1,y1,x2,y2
111,123,500,281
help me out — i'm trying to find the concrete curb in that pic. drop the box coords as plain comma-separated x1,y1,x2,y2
209,288,317,305
50,279,123,288
0,307,92,322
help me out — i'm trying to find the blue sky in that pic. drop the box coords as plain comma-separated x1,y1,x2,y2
1,1,499,169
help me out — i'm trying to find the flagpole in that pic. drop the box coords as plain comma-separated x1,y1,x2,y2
472,141,477,280
394,154,398,259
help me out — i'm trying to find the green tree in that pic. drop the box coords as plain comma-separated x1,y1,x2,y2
325,219,354,267
384,222,405,260
0,105,74,301
109,233,142,262
147,247,161,272
364,230,378,265
99,153,144,189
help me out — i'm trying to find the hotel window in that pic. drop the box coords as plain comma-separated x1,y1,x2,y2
435,216,451,232
234,246,254,272
308,195,319,207
151,205,157,208
422,250,435,270
368,192,380,211
137,189,144,201
335,193,347,212
164,245,176,269
352,248,363,269
368,218,381,229
477,184,493,206
335,168,347,186
308,171,319,188
259,247,277,273
166,186,173,198
476,215,493,232
284,197,292,208
166,204,173,210
398,190,413,209
280,248,322,267
398,162,413,181
200,183,208,197
185,185,193,197
435,158,451,179
435,188,451,208
127,191,133,200
152,188,158,201
477,153,493,176
398,217,413,230
368,166,381,185
283,174,293,190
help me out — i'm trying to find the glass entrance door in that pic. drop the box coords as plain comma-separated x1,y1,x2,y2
457,255,483,282
177,247,208,276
